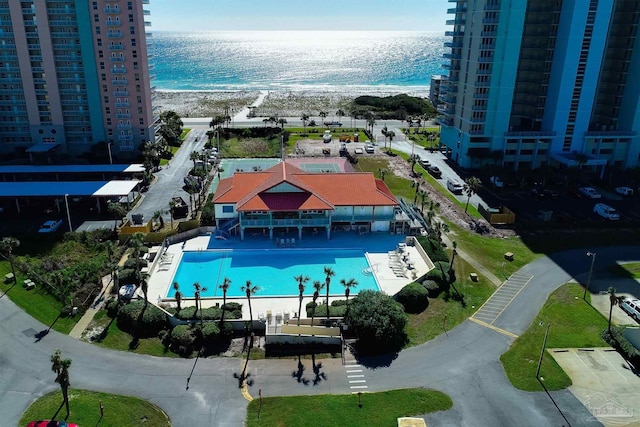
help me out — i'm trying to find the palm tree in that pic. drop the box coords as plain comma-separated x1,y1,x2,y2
323,266,335,320
277,118,287,129
294,275,310,326
340,278,358,312
152,210,165,231
319,111,328,127
310,280,325,326
241,280,259,333
0,236,20,284
190,150,200,170
107,201,126,231
219,277,231,324
300,113,309,134
367,117,376,135
449,241,458,270
193,282,207,325
336,109,345,126
387,130,395,152
463,176,481,214
418,189,428,212
51,349,72,417
607,287,624,333
173,281,182,312
168,199,177,230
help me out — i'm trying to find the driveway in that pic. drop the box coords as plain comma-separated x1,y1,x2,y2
550,348,640,426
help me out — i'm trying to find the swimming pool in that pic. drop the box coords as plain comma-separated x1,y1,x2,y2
168,248,379,298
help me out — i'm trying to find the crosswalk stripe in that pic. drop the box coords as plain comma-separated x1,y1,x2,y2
349,380,367,383
350,385,368,389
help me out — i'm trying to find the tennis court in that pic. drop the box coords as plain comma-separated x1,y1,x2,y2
297,162,341,173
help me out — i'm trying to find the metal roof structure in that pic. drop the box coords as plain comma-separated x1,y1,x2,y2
0,164,145,174
0,180,140,197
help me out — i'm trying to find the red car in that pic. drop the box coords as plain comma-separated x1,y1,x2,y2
27,421,79,427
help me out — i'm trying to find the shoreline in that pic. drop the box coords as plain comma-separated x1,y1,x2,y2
155,86,431,118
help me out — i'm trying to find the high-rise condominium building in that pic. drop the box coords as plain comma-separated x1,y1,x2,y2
437,0,640,172
0,0,156,159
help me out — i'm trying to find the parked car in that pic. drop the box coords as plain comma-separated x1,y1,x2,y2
615,186,634,197
38,220,63,233
427,165,442,178
418,158,431,169
593,203,620,220
27,421,79,427
530,188,546,200
489,176,504,188
578,187,602,199
447,179,464,194
322,130,332,143
119,283,137,300
620,298,640,321
364,143,375,153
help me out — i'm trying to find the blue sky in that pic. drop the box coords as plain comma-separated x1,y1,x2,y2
150,0,449,32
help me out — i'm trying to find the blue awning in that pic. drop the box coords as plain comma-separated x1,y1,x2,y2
0,180,139,197
25,143,60,153
0,164,144,173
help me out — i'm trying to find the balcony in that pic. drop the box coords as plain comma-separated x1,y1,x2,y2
111,67,127,74
112,79,128,85
485,3,500,10
482,17,499,24
115,102,130,108
478,56,494,63
444,41,462,48
472,104,487,111
470,116,486,123
481,31,497,37
445,30,464,37
118,134,133,141
116,113,131,119
106,20,122,26
107,32,123,39
479,43,495,50
108,44,124,50
113,90,128,96
117,123,132,130
104,7,121,13
109,56,125,62
442,52,461,60
447,6,467,13
446,19,465,26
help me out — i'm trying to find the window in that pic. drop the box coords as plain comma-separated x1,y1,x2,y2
93,2,98,10
127,1,133,10
106,118,111,125
102,84,107,92
222,206,234,213
98,50,103,58
130,26,135,35
97,38,102,47
95,26,100,34
100,61,105,69
137,95,141,104
132,50,137,58
139,118,144,125
131,38,136,46
105,107,110,114
94,14,99,23
103,96,109,103
129,14,134,23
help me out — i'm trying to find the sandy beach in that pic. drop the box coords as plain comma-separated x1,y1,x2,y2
155,88,418,119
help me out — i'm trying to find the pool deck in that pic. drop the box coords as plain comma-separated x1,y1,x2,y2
145,231,433,321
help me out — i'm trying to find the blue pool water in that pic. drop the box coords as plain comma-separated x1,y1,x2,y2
169,249,378,298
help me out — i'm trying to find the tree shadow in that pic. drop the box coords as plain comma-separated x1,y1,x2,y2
35,311,65,342
50,400,65,420
233,334,254,388
291,354,310,385
311,352,327,386
0,282,16,299
350,341,401,369
94,316,116,343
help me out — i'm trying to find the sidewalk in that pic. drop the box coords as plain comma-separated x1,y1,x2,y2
68,273,115,339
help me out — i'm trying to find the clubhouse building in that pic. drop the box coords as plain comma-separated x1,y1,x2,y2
212,161,399,240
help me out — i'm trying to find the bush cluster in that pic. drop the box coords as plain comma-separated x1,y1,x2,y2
168,322,233,356
306,300,347,317
395,282,429,314
174,303,242,321
427,261,454,287
416,236,449,263
422,279,442,298
602,326,640,364
116,300,167,337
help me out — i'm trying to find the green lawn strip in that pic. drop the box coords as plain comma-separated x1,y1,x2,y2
246,388,452,427
0,264,76,334
220,136,282,158
406,256,495,346
608,262,640,278
179,128,191,141
500,283,609,391
355,157,415,201
20,389,170,427
90,310,180,358
159,146,179,166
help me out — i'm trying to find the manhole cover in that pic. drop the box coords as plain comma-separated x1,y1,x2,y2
22,328,37,337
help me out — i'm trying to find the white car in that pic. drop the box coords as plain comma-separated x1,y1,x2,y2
38,220,63,233
364,143,375,153
119,284,137,300
489,176,504,188
615,186,634,197
620,298,640,321
579,187,602,199
593,203,619,220
447,179,464,194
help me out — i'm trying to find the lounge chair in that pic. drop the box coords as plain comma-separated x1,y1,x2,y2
291,237,296,247
285,238,291,247
278,238,285,247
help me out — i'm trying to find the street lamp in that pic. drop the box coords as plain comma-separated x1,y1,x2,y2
64,193,73,232
107,142,113,164
583,251,596,300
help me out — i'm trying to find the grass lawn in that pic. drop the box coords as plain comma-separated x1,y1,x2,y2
406,256,496,346
179,128,191,141
500,283,609,391
608,262,640,278
20,389,170,427
246,388,452,427
159,146,179,166
220,136,282,158
0,264,77,334
89,309,180,358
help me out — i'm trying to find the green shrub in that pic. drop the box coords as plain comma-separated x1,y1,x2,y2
422,279,441,298
200,322,220,342
307,303,347,318
416,236,449,263
427,261,453,287
117,300,167,337
331,299,347,307
170,324,197,356
602,326,640,364
395,282,429,314
117,268,137,285
221,303,242,319
176,306,197,320
105,298,120,317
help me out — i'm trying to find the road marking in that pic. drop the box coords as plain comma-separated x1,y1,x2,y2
469,317,519,338
346,369,362,373
348,374,365,378
350,385,368,389
349,380,367,383
240,359,253,401
472,274,533,326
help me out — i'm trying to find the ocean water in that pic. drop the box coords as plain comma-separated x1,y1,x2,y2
152,31,446,93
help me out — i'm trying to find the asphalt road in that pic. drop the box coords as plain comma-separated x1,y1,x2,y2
4,245,637,426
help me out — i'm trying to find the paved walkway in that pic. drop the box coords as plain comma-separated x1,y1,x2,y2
68,274,114,339
442,234,502,286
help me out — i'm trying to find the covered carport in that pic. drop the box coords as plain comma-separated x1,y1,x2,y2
0,180,140,219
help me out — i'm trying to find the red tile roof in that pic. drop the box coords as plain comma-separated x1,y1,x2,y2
213,161,397,212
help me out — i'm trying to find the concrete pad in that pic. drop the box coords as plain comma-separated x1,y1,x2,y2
549,348,640,426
